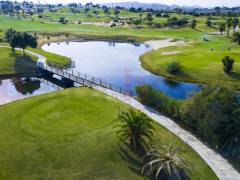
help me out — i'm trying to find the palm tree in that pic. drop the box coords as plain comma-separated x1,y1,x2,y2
232,17,239,33
142,144,191,180
115,109,155,151
139,13,143,23
226,17,232,36
219,23,226,35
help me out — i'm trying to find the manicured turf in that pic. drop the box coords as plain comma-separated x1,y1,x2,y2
0,47,70,74
141,37,240,90
0,47,37,74
0,15,205,41
28,47,70,66
0,87,217,180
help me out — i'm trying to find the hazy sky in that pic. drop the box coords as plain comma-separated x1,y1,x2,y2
13,0,240,7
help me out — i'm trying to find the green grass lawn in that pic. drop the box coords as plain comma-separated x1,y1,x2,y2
141,36,240,90
28,47,70,66
0,87,217,180
0,47,70,75
0,15,205,42
0,47,37,74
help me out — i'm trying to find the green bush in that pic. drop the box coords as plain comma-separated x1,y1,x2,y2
166,61,182,74
136,85,181,119
222,56,234,74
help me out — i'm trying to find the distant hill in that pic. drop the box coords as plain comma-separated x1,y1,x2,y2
103,1,191,10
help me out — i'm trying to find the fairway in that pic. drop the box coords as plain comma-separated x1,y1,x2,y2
0,87,217,180
141,36,240,90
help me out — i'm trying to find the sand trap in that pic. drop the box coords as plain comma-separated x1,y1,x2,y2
145,39,186,50
162,51,180,55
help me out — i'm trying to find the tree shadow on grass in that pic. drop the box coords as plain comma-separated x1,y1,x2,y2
117,142,144,177
117,142,154,180
10,52,37,74
228,72,240,81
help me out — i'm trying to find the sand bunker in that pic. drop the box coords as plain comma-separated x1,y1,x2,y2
145,39,186,50
162,51,180,55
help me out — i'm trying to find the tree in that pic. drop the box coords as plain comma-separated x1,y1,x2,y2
146,12,153,21
139,13,143,22
6,31,37,55
206,17,212,27
5,28,16,52
59,17,67,24
219,23,226,35
222,56,235,74
167,61,182,75
232,17,239,33
226,17,232,36
115,109,155,151
219,107,240,155
103,7,110,17
142,144,190,180
133,19,141,26
93,10,99,17
114,8,120,18
233,32,240,45
191,19,197,29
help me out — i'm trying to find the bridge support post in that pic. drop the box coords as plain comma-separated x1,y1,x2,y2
61,77,74,87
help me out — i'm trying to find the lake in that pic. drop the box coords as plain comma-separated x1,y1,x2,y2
42,40,201,99
0,40,201,105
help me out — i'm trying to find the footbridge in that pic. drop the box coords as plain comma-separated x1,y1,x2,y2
37,62,133,96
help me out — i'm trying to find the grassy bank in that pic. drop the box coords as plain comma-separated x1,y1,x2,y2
0,46,70,75
0,87,217,179
28,47,70,66
141,37,240,90
0,47,37,75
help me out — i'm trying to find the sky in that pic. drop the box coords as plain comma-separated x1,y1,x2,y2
13,0,240,7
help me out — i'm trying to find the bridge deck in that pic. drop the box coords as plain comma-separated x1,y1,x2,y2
38,63,133,96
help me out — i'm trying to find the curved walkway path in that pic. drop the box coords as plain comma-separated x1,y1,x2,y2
93,85,240,180
1,46,239,180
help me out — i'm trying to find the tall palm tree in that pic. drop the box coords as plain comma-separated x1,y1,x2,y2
142,144,191,180
115,109,155,151
226,17,232,36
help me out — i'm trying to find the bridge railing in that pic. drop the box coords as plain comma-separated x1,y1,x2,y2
39,62,134,97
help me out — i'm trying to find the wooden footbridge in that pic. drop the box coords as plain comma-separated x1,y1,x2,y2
37,62,133,96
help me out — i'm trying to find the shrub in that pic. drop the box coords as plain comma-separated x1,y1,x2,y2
222,56,234,74
233,32,240,45
110,23,117,27
136,85,181,119
166,61,182,74
154,23,162,28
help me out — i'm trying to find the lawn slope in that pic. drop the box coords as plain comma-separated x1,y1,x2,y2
141,37,240,90
0,47,37,75
0,87,217,179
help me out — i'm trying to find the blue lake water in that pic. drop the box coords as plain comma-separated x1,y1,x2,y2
0,40,201,105
42,41,201,99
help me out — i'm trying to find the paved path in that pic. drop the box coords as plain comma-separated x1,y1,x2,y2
2,46,239,180
93,85,240,180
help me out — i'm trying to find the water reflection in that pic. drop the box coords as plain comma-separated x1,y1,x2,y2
163,79,180,88
12,77,41,95
0,76,61,105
